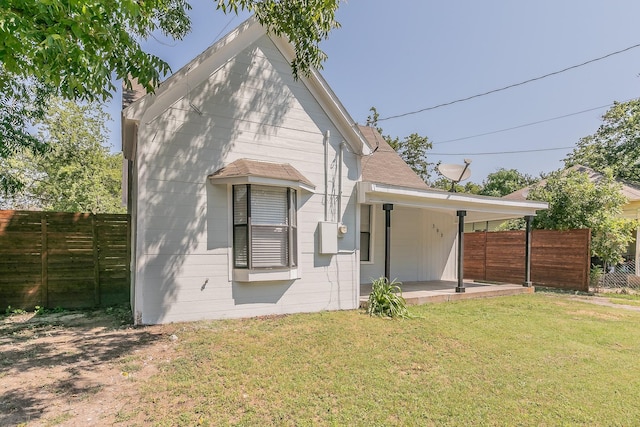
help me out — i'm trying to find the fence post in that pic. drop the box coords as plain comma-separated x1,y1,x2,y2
456,210,467,293
92,213,101,307
523,216,533,287
483,231,487,281
41,213,49,307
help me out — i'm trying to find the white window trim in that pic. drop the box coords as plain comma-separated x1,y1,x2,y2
360,204,375,265
233,267,300,282
227,183,301,282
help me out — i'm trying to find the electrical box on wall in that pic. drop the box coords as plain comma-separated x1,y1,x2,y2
318,222,338,254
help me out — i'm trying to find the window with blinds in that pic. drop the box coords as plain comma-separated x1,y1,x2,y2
233,184,297,269
360,204,371,262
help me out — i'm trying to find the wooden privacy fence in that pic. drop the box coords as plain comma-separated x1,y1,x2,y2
0,210,130,310
464,229,591,292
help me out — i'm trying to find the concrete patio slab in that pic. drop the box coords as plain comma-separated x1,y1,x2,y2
360,280,533,308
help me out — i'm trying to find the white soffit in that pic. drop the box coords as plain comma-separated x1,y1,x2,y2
358,182,548,219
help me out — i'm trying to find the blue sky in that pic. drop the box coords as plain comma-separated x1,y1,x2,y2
107,1,640,183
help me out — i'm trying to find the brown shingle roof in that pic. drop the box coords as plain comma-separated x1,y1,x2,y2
122,77,147,109
209,159,315,189
359,125,430,190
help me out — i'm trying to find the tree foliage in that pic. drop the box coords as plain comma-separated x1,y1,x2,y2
0,78,53,194
1,0,339,100
479,168,537,197
564,99,640,184
1,99,124,213
526,168,636,266
431,177,482,194
366,107,435,184
0,0,341,191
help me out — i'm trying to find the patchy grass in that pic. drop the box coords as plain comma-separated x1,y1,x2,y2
128,294,640,426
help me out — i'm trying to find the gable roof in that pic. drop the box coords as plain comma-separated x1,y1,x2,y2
504,165,640,202
121,16,373,160
359,126,430,191
208,159,315,191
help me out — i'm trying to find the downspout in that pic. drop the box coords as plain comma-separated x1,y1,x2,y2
338,141,344,223
324,130,330,222
523,215,533,287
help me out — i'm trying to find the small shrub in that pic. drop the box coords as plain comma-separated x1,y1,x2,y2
590,264,603,290
5,306,27,316
366,277,410,318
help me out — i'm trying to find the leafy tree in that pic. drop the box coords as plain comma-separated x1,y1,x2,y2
1,99,124,213
0,78,52,194
366,107,436,184
564,99,640,184
479,168,537,197
526,168,636,266
431,177,482,194
0,0,340,191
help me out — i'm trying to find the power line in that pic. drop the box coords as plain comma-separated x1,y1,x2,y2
431,146,574,156
379,42,640,122
432,102,617,145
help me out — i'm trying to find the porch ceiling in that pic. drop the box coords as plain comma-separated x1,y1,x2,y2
357,181,548,222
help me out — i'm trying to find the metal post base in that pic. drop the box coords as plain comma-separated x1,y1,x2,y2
523,281,533,288
455,286,466,293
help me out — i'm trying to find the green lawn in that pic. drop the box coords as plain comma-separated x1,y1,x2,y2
128,293,640,426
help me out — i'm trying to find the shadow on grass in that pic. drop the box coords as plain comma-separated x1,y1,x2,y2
0,310,164,426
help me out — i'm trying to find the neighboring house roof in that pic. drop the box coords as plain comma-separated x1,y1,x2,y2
503,165,640,202
359,125,430,191
208,159,315,191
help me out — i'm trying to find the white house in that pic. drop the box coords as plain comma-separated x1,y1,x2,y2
122,17,547,324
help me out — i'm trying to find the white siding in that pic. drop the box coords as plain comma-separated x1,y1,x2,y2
133,35,360,324
360,206,457,283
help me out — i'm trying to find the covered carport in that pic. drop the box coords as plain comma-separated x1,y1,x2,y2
357,181,548,292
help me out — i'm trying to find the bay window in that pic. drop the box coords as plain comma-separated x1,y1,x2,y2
233,184,297,269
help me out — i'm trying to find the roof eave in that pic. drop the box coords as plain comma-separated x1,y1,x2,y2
122,17,263,123
209,175,315,192
358,181,548,219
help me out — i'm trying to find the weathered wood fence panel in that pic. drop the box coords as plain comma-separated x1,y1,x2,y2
0,210,130,310
464,229,590,292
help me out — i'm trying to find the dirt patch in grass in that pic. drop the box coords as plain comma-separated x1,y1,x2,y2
0,308,179,426
567,309,626,321
568,295,640,312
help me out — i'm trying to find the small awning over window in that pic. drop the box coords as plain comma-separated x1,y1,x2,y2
208,159,315,192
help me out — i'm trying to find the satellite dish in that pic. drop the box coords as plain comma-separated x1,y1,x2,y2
437,159,472,192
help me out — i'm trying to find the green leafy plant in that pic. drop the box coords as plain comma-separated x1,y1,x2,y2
366,277,410,318
4,306,27,315
590,264,604,290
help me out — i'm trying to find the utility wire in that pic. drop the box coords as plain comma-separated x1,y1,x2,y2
433,101,622,145
378,42,640,122
431,146,575,156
